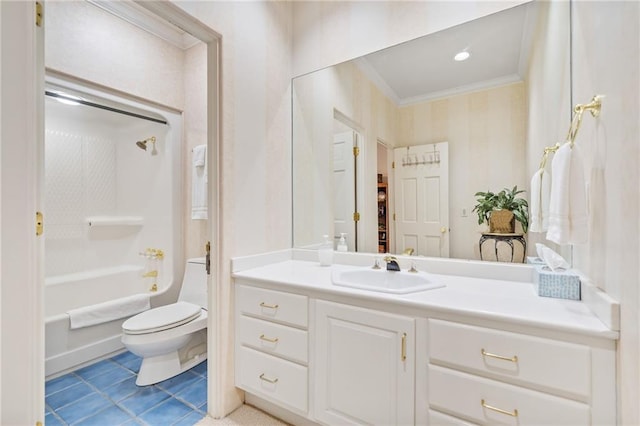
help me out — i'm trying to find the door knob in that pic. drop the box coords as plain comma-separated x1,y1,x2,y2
440,227,447,234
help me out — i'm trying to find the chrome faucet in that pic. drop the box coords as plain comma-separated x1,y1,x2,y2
383,255,401,271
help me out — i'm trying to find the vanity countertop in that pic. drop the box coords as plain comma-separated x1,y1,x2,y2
232,258,618,340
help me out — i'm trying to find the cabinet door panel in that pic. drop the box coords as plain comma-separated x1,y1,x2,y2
314,300,415,426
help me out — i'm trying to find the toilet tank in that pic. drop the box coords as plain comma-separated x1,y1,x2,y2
178,257,208,309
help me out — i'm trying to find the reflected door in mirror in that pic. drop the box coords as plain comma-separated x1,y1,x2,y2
394,142,449,257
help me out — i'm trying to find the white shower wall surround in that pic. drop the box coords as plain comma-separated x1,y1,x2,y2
43,84,183,378
44,99,173,277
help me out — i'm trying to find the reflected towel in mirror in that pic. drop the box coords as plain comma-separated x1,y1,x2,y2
546,142,588,245
529,167,550,233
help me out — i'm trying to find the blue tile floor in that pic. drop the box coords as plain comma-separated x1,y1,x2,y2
45,351,207,426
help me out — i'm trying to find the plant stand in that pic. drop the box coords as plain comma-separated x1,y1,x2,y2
479,233,526,263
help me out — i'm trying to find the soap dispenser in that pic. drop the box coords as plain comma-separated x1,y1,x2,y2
337,233,348,252
318,234,334,266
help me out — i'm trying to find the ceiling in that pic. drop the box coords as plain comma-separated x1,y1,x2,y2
355,3,535,106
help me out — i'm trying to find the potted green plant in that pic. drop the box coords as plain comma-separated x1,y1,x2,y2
472,186,529,233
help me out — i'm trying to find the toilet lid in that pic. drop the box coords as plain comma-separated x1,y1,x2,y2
123,301,202,335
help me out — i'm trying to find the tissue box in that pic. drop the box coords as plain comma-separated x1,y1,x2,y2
534,266,581,300
527,256,546,265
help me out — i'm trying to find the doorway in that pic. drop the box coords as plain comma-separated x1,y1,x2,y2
0,1,222,423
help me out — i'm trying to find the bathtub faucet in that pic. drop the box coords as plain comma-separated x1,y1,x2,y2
139,248,164,260
143,270,158,278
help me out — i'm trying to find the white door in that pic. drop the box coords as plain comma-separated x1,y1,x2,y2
333,131,356,251
394,142,449,257
0,1,46,423
314,300,415,425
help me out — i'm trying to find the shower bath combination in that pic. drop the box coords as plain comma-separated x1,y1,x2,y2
136,136,157,155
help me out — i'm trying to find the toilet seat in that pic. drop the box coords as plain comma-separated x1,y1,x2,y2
123,301,202,335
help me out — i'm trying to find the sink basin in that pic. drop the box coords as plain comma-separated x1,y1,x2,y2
331,267,445,294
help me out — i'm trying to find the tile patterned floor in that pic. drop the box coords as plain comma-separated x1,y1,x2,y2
45,351,207,426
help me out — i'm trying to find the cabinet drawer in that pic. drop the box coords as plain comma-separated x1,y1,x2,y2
238,314,308,364
429,409,478,425
237,285,308,328
428,319,590,398
237,346,308,413
428,365,590,426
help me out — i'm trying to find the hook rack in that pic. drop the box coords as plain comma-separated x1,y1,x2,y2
538,95,603,169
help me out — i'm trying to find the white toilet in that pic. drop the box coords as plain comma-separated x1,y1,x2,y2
122,257,208,386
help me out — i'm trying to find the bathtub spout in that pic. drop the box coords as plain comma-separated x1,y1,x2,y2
143,270,158,278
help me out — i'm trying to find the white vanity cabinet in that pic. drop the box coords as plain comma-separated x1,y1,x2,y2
426,319,616,425
234,284,309,415
314,300,415,425
233,262,616,426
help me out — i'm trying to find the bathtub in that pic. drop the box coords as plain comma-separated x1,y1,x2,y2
44,75,183,379
45,266,172,379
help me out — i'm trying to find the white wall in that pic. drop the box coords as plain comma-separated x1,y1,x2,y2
571,2,639,423
183,42,209,260
173,1,293,414
43,100,176,290
45,1,185,110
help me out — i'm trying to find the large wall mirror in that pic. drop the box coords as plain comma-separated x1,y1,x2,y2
293,0,571,262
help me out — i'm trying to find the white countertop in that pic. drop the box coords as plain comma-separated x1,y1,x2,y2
232,257,618,341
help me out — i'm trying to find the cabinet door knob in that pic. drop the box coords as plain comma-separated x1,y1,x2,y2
440,227,447,234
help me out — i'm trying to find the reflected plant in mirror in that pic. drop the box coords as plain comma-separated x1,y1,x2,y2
292,1,571,262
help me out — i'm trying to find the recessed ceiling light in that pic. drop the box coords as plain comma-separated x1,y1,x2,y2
454,51,470,62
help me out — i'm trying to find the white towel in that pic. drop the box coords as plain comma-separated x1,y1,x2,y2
68,294,150,330
529,167,551,233
546,142,588,245
192,144,208,220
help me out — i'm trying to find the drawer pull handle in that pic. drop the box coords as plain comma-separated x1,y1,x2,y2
481,399,518,417
401,333,407,361
481,349,518,363
259,334,279,343
259,373,279,384
259,302,279,310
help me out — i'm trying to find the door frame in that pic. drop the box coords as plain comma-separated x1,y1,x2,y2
1,2,45,424
333,109,367,252
136,1,223,417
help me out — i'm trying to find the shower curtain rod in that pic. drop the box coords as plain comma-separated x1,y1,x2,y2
45,90,168,125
